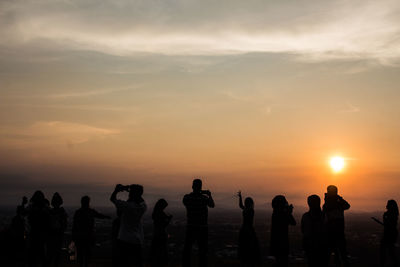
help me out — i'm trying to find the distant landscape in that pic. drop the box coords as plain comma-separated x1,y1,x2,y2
0,206,388,266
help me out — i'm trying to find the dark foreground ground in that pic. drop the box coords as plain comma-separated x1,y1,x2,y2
0,207,395,266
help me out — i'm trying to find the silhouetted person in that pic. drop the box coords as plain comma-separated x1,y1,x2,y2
182,179,215,267
72,196,110,267
47,192,67,267
323,185,350,267
150,199,172,267
9,196,28,265
270,195,296,267
110,184,147,267
372,200,399,267
301,195,327,267
26,191,51,267
237,191,260,266
112,210,122,267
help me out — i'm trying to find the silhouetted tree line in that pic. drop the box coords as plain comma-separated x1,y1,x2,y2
2,180,398,267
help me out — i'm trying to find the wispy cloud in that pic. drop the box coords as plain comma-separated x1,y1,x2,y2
0,103,139,112
1,0,399,64
0,121,120,148
1,85,141,99
339,102,361,113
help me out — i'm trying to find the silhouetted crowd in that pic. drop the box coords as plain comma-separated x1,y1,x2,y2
2,179,399,267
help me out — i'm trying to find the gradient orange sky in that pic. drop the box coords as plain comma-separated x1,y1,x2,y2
1,0,400,210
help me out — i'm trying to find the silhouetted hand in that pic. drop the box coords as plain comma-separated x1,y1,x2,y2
237,191,242,198
115,184,124,192
203,190,211,197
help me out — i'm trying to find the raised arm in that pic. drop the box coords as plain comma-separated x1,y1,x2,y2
238,191,244,210
110,184,123,204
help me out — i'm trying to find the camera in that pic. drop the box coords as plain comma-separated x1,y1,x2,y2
118,185,130,192
201,190,210,195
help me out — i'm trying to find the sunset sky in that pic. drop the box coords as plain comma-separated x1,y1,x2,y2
1,0,400,210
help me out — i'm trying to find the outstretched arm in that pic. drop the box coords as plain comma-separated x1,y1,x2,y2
94,210,111,219
238,191,244,210
371,217,384,226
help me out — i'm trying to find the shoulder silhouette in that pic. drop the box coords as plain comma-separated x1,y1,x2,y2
150,198,172,267
323,185,350,267
48,192,68,267
73,195,110,267
110,183,147,266
237,191,260,266
27,190,51,267
377,199,399,267
270,195,296,267
182,178,214,267
301,194,327,267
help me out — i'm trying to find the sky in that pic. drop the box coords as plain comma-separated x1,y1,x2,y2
1,0,400,210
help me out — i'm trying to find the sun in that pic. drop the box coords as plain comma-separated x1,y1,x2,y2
330,156,345,173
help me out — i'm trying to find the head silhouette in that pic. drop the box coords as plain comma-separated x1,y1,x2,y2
31,190,46,207
244,197,254,209
387,199,399,216
272,195,288,211
81,195,90,209
152,198,168,218
192,179,202,193
307,195,321,211
129,184,144,201
327,185,338,196
51,192,63,208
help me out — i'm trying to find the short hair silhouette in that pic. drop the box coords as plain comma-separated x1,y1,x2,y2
51,192,63,207
272,195,287,210
327,185,338,195
81,195,90,208
192,178,202,192
307,194,321,209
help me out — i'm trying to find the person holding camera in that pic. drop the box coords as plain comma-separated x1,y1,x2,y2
270,195,296,267
182,178,215,267
323,185,350,267
110,184,147,267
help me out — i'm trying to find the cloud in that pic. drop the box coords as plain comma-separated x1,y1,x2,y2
0,121,120,148
0,84,141,99
339,102,361,113
1,0,399,64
